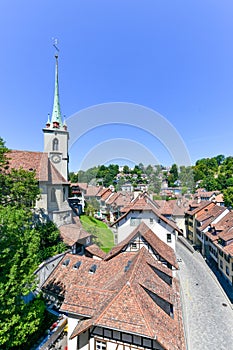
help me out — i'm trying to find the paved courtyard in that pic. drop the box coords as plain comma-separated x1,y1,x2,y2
176,240,233,350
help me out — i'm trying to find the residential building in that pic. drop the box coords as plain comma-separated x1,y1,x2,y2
193,188,224,206
112,193,182,250
204,212,233,285
185,201,216,245
195,205,229,255
121,182,134,192
43,222,185,350
154,198,189,236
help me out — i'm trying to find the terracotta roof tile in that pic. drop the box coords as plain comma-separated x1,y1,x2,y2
59,218,91,246
85,186,102,197
43,248,185,349
8,150,68,184
8,150,48,181
155,199,189,216
114,193,182,234
196,206,226,230
185,201,215,215
105,222,178,269
85,244,106,259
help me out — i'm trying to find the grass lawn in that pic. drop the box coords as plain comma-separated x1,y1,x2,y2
80,215,114,253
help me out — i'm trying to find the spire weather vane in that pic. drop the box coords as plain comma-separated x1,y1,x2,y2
52,38,60,55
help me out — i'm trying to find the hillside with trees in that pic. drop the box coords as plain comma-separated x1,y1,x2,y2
70,154,233,207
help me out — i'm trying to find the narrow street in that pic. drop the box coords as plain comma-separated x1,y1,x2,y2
176,240,233,350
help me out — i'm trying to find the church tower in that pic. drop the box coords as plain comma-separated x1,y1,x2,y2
43,52,69,181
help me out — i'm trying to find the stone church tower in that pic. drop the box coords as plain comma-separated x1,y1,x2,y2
41,52,72,226
43,53,69,181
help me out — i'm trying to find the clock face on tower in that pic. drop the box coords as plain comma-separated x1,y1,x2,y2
51,154,61,164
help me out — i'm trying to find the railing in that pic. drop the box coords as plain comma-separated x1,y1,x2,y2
35,316,67,350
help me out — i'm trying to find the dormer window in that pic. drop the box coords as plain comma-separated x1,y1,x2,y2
53,138,59,151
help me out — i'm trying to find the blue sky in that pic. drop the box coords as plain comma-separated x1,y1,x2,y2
1,0,233,171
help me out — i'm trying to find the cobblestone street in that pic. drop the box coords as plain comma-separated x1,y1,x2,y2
176,240,233,350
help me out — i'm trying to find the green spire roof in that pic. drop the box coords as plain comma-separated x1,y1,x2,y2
51,54,63,127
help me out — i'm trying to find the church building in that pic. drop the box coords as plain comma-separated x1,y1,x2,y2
8,53,73,227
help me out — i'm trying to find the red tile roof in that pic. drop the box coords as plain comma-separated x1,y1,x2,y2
85,185,102,197
8,150,48,181
8,150,68,184
85,244,106,259
114,194,182,234
59,221,91,246
43,247,185,350
196,205,227,230
105,222,178,269
73,183,88,191
155,199,189,216
185,201,215,216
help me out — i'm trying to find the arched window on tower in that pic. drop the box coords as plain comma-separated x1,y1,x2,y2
63,187,66,202
51,188,56,202
52,138,59,151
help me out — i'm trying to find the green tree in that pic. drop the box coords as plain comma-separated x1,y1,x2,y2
215,154,225,166
0,207,45,349
35,221,67,263
200,176,219,191
0,139,40,208
123,165,130,174
223,187,233,208
145,164,154,176
170,164,178,182
85,198,100,216
2,168,40,208
0,138,66,348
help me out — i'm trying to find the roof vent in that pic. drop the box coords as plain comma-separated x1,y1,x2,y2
62,258,70,267
89,264,97,274
124,260,132,272
73,261,81,270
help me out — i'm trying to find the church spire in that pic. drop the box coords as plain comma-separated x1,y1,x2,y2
51,49,63,129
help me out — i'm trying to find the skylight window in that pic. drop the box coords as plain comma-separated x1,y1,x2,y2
89,264,97,274
124,260,132,272
73,261,81,269
62,258,70,267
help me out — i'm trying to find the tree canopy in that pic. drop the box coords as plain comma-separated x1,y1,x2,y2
0,137,67,348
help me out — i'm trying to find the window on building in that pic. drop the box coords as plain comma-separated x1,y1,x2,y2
149,217,153,224
130,217,141,226
220,260,223,269
95,340,107,350
51,188,56,202
130,242,137,250
232,263,233,271
167,233,172,243
52,138,59,151
63,187,66,201
226,266,229,276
